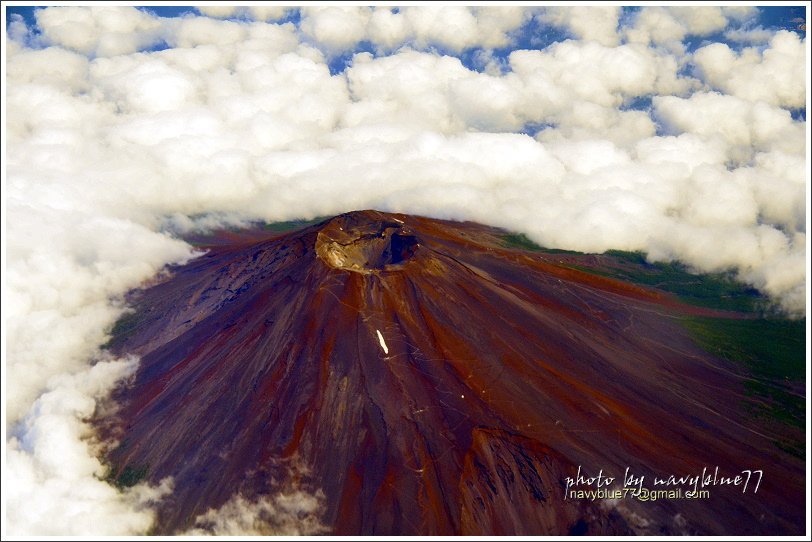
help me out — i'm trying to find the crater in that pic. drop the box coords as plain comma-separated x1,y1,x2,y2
315,211,418,274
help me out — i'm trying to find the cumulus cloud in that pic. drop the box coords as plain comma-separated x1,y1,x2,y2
300,6,372,55
668,6,729,36
3,4,807,537
184,491,329,535
6,13,33,45
624,6,732,45
6,357,175,535
35,6,166,57
505,39,696,143
538,6,621,47
195,5,293,22
344,50,471,132
693,30,806,108
724,26,775,45
654,92,804,158
167,14,248,48
535,102,657,148
245,6,292,23
194,5,238,19
5,45,91,96
4,204,196,422
298,6,533,56
400,6,526,52
721,6,761,23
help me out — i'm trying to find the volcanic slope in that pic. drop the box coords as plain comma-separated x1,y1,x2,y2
96,210,805,535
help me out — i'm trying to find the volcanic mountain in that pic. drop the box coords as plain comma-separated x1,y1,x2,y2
96,210,805,536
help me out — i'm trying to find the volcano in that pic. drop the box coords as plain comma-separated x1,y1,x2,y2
95,210,805,536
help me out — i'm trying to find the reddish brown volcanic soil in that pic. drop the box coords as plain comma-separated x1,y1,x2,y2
96,210,805,535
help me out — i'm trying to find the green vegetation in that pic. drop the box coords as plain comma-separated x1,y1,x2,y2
773,440,805,460
681,315,806,440
681,317,806,381
602,248,647,265
600,250,767,313
101,311,142,350
499,232,583,255
98,441,151,492
105,464,150,490
259,216,329,232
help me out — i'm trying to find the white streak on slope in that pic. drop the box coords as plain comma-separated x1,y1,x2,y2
376,329,389,354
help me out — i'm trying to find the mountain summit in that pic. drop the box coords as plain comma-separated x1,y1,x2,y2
96,210,804,535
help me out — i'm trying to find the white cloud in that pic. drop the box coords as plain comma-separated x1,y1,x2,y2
546,138,632,176
624,7,690,45
194,5,292,22
724,26,774,45
539,6,621,46
402,6,482,53
448,73,525,132
683,164,759,227
647,222,805,311
6,357,174,535
743,232,806,312
300,6,372,55
624,6,731,46
195,5,237,19
344,50,470,133
6,13,32,44
167,14,248,48
4,201,196,422
721,6,760,23
305,6,532,56
654,92,803,158
693,30,806,108
366,8,412,50
536,102,657,149
746,151,808,234
668,6,729,36
246,6,292,22
634,132,729,173
92,56,201,114
184,491,329,535
35,6,165,57
469,6,532,49
5,43,90,95
404,5,532,52
514,40,693,109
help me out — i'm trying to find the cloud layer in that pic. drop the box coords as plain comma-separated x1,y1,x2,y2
3,5,808,536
